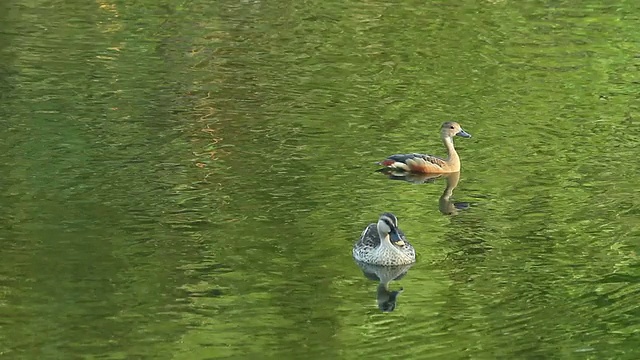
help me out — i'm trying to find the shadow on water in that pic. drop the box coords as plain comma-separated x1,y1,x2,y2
376,170,470,215
354,260,413,313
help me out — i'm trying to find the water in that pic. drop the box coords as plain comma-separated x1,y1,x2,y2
1,0,639,358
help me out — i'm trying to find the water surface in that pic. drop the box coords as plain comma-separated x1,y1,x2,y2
1,0,639,359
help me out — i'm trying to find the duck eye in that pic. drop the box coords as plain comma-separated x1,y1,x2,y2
449,126,454,129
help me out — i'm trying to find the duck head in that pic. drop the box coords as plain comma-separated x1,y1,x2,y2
376,212,405,246
441,121,471,139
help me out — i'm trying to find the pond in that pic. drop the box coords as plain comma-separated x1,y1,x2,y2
0,0,638,359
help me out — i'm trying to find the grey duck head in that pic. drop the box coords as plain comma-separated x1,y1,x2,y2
377,212,404,245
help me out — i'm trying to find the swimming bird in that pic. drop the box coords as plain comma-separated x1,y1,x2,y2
353,213,416,266
378,121,471,173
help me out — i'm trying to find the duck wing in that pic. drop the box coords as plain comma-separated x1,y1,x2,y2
379,153,446,172
355,223,379,249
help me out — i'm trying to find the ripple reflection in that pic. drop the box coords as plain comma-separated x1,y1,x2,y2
354,260,413,312
377,170,470,215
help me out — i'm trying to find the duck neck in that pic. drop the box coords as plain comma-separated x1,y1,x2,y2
377,230,394,249
442,136,460,170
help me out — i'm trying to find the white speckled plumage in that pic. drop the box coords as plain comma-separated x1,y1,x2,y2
353,213,416,266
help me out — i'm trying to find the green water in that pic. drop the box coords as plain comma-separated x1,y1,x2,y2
1,0,639,358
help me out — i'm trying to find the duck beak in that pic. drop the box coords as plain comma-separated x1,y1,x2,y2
390,228,404,245
456,129,471,138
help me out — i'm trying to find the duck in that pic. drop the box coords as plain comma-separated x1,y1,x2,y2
378,121,471,173
353,213,416,266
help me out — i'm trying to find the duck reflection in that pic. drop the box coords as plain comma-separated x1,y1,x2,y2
355,260,413,312
376,170,469,215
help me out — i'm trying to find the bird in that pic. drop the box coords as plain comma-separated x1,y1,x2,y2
378,121,471,173
353,213,416,266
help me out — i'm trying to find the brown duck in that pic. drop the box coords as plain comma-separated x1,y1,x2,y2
378,122,471,173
